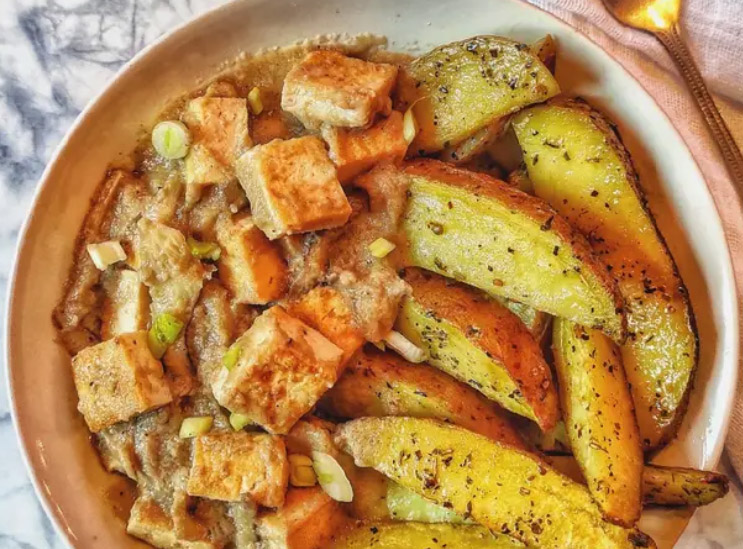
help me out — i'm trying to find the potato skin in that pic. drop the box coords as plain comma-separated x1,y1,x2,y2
320,347,524,448
396,268,558,431
401,159,625,341
512,99,698,449
553,319,643,526
332,522,521,548
398,35,559,153
335,417,655,549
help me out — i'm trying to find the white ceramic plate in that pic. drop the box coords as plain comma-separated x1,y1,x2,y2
6,0,738,547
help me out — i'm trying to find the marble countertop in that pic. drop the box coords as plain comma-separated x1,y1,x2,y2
0,0,741,547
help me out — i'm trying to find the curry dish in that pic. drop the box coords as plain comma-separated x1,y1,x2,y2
54,34,726,548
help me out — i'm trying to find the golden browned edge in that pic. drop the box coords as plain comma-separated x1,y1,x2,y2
328,347,526,449
402,267,559,431
549,97,700,451
402,158,627,341
551,323,643,527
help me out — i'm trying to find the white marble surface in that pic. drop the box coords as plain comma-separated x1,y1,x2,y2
0,0,741,547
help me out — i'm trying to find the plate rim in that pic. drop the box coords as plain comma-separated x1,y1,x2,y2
5,0,739,546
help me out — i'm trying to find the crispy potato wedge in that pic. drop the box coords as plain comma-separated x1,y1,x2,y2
320,347,524,447
332,522,522,548
395,269,558,430
545,456,729,508
335,418,655,548
398,36,559,153
512,100,698,448
553,319,643,526
401,160,625,340
642,464,730,507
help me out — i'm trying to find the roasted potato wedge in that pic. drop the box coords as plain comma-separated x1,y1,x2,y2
553,319,643,526
401,159,624,340
332,522,522,548
512,100,698,448
395,268,558,430
545,455,729,508
320,347,524,447
398,36,559,153
642,464,730,507
335,417,655,548
347,467,390,521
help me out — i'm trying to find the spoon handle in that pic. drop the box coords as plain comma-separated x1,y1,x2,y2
656,26,743,187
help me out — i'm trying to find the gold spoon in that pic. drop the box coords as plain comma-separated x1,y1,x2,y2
602,0,743,186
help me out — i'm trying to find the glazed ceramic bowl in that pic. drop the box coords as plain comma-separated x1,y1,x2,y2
6,0,738,547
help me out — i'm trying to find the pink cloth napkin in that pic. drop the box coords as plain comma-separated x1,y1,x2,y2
525,0,743,478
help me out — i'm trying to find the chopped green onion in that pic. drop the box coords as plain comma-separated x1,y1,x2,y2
403,106,419,145
179,416,213,438
148,313,184,359
312,451,353,502
86,240,127,271
368,237,396,258
229,412,253,431
222,344,242,371
384,330,428,363
289,454,317,487
187,237,221,261
152,120,191,160
248,87,264,115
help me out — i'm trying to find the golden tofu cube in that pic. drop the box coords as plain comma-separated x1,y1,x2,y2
235,136,351,239
213,306,344,434
215,214,287,304
256,487,347,549
127,497,218,549
185,144,233,186
184,97,250,166
187,432,289,507
71,331,172,432
322,110,408,183
282,50,398,129
285,286,363,368
101,269,150,340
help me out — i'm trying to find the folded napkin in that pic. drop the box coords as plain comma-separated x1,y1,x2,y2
526,0,743,479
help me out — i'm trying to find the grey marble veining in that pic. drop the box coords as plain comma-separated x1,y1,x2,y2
0,0,742,547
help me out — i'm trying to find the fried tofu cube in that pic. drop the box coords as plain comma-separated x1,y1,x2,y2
285,286,363,368
256,487,348,549
215,214,287,305
72,331,172,432
185,144,233,186
101,269,150,340
127,497,219,549
213,306,344,434
183,97,250,185
282,50,398,129
322,111,407,183
235,136,351,239
187,432,289,507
